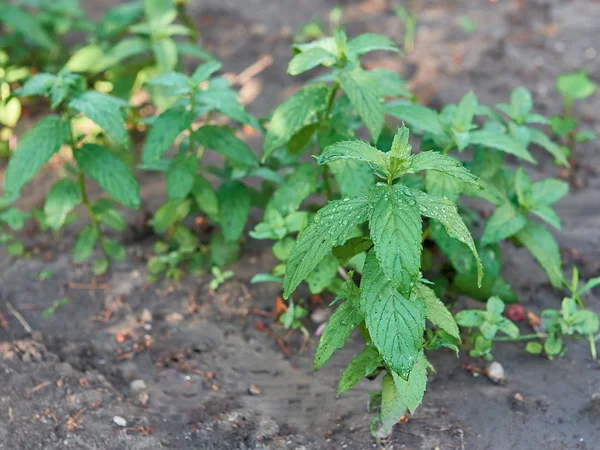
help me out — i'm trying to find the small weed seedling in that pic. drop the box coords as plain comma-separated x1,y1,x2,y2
209,266,234,291
279,298,310,340
42,297,70,318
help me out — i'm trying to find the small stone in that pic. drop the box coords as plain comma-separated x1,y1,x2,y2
140,309,152,323
248,384,261,395
130,379,147,391
113,416,127,427
256,416,279,440
310,307,331,324
138,392,149,406
486,361,506,384
166,312,183,324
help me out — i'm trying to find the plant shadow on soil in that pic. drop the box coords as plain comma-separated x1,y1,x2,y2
2,0,600,449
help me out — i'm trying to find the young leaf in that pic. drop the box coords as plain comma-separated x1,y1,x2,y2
514,167,532,207
385,102,444,136
338,68,384,142
73,225,98,263
145,72,191,95
283,196,371,298
44,179,82,231
4,115,70,196
370,69,412,99
468,130,536,163
452,91,477,132
405,151,479,186
360,250,425,378
265,164,318,217
369,183,422,292
373,374,406,439
391,351,428,413
557,70,596,99
74,144,141,209
68,91,129,147
411,190,483,284
102,238,126,261
338,346,382,396
413,282,460,340
530,178,569,206
346,33,400,57
191,61,223,84
306,254,338,294
194,125,259,168
0,4,56,50
330,159,375,198
481,203,527,245
191,175,219,222
142,106,196,163
262,84,329,161
14,73,57,97
315,280,363,370
425,171,464,202
316,139,387,169
195,83,257,128
530,205,561,229
510,87,533,121
166,153,198,200
152,199,191,233
514,221,563,288
217,182,251,243
455,309,484,327
288,47,337,75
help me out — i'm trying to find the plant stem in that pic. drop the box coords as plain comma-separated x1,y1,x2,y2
188,91,197,154
324,81,340,119
196,110,213,160
492,333,542,342
442,139,455,155
319,81,340,201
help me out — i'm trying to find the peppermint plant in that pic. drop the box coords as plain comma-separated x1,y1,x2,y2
4,70,140,273
284,125,482,438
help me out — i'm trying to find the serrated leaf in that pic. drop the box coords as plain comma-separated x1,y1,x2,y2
92,199,127,231
481,203,527,245
337,345,382,395
75,144,140,208
347,33,400,57
332,237,372,262
262,84,329,161
102,238,126,261
369,183,422,292
4,115,69,195
65,45,106,73
288,47,337,75
152,199,191,233
166,153,198,200
330,158,375,198
152,38,178,72
557,70,596,99
191,175,219,222
425,171,464,202
413,282,460,339
510,87,533,121
412,190,483,284
455,309,484,327
385,102,444,136
69,91,129,146
265,164,317,217
531,205,561,229
469,130,536,163
316,139,387,170
217,181,250,243
338,68,384,142
286,123,319,156
373,374,406,439
210,232,240,267
360,250,425,378
93,37,150,72
406,151,479,186
191,61,223,84
306,253,338,294
44,179,82,231
452,91,477,132
514,167,532,207
142,106,196,163
0,4,56,50
515,221,563,288
370,69,412,98
145,72,191,96
194,125,259,168
391,351,427,414
283,196,371,298
73,225,98,263
14,73,57,97
315,280,363,370
96,1,144,39
530,178,569,206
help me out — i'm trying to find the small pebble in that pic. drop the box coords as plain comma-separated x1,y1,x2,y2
248,384,262,395
486,361,506,384
310,307,331,324
138,392,150,406
166,312,183,324
113,416,127,427
140,309,152,323
130,379,147,391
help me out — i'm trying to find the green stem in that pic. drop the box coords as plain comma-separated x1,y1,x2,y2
319,82,340,201
188,92,197,154
324,81,340,119
196,110,213,160
492,333,542,342
177,3,200,44
442,139,455,155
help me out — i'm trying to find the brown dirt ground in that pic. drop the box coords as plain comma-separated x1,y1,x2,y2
1,1,600,449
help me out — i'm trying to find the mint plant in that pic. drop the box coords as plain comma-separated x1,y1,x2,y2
4,70,140,273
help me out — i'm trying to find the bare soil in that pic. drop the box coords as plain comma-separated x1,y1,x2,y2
1,1,600,449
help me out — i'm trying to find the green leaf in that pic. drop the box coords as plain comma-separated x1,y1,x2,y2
65,45,106,73
96,1,144,39
217,182,251,243
7,241,24,256
452,91,477,132
44,179,82,231
531,205,561,229
69,91,129,146
369,183,422,292
152,38,178,72
194,125,259,168
347,33,400,57
288,47,337,75
425,171,464,202
191,175,219,222
102,238,126,261
360,250,425,378
579,277,600,296
191,61,223,84
316,139,387,169
93,258,109,275
544,335,562,355
455,310,484,327
286,123,319,156
265,164,318,217
195,83,257,127
530,178,569,206
498,317,520,338
166,153,198,200
306,253,338,294
4,115,70,196
406,151,479,186
481,203,527,245
152,199,191,233
262,84,329,161
0,4,56,50
469,130,536,163
332,237,372,262
14,73,57,97
525,341,543,355
143,0,176,23
414,283,460,340
391,351,428,414
389,124,411,161
330,159,375,198
142,106,196,163
411,190,483,284
515,221,563,288
75,144,140,209
145,72,191,96
176,42,216,61
73,225,98,263
385,102,444,136
514,167,532,207
93,38,151,73
338,68,384,142
510,87,533,120
283,196,371,298
315,280,363,370
557,70,596,99
337,345,382,396
92,200,126,231
373,374,406,439
370,69,412,98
